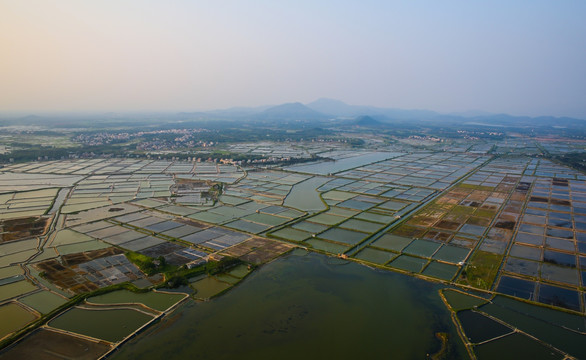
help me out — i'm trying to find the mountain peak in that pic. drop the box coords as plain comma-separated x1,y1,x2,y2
354,115,384,127
306,98,356,116
307,98,348,107
260,102,327,120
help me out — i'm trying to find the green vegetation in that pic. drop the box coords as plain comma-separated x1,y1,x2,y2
126,251,227,287
450,205,476,215
474,209,497,218
0,144,130,163
551,152,586,172
458,251,503,290
458,183,494,191
206,256,243,275
430,332,451,360
125,251,174,276
161,255,243,289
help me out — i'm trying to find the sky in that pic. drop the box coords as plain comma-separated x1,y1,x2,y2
1,0,586,118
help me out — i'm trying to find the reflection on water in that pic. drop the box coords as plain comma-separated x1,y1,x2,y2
112,251,467,360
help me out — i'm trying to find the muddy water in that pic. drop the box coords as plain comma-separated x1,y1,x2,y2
112,250,467,360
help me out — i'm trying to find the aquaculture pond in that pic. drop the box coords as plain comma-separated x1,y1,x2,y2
283,176,329,212
19,290,68,314
48,307,154,343
442,289,586,359
112,250,467,360
0,303,37,339
87,290,187,312
285,152,402,175
0,328,111,360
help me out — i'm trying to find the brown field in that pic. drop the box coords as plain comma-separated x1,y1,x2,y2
0,217,52,242
0,328,110,360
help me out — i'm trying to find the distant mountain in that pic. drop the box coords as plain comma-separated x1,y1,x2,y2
462,114,586,128
448,110,494,118
17,115,43,122
306,98,439,120
306,99,586,128
206,105,272,117
354,115,384,128
258,102,329,120
6,114,49,126
306,98,363,116
2,99,583,129
175,111,211,120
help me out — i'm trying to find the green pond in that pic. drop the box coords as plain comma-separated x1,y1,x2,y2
50,229,93,247
48,307,154,343
0,266,23,280
442,289,488,311
226,264,251,278
0,280,37,302
0,303,37,339
112,251,468,360
19,290,68,314
55,239,109,255
191,277,232,300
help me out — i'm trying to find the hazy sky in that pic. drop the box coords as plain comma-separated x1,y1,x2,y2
1,1,585,118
